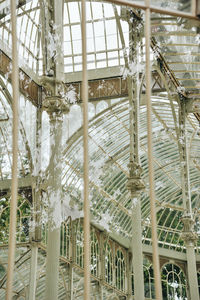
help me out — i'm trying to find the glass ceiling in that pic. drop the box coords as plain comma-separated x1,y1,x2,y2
63,2,128,72
0,0,129,75
131,0,192,12
0,0,41,73
150,0,191,12
151,13,200,96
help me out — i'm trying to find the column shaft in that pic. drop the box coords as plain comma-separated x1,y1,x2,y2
132,199,144,300
45,115,63,300
127,11,145,300
186,246,199,300
35,106,42,242
28,246,38,300
45,228,61,300
28,94,42,299
178,102,199,300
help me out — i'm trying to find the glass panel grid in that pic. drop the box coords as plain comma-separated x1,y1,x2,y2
0,0,42,74
63,1,128,73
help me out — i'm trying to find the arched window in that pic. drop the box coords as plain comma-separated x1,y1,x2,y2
143,257,155,299
90,229,99,277
60,218,71,259
105,242,113,285
115,249,125,291
161,263,187,300
0,195,31,244
75,220,84,268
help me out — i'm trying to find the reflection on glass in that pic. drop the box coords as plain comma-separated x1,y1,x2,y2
151,0,191,12
151,14,200,93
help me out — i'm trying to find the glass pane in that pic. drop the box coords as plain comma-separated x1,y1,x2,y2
151,0,192,13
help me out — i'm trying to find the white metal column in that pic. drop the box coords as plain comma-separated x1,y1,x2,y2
81,0,90,298
6,0,19,298
186,243,199,300
145,1,163,299
28,245,38,300
131,197,144,300
43,106,68,300
127,10,145,300
178,101,199,300
40,0,68,297
28,99,42,300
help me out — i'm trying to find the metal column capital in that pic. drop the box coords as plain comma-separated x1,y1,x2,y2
181,213,198,247
43,95,69,117
126,161,145,195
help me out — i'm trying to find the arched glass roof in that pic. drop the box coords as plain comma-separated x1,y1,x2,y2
1,88,198,251
61,96,200,250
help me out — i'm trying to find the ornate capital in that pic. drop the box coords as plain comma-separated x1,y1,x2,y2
43,96,69,116
181,213,198,246
126,161,145,194
181,231,198,247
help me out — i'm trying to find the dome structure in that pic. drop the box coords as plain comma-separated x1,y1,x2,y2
0,0,200,299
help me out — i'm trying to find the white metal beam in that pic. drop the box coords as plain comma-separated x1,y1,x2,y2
64,66,122,83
